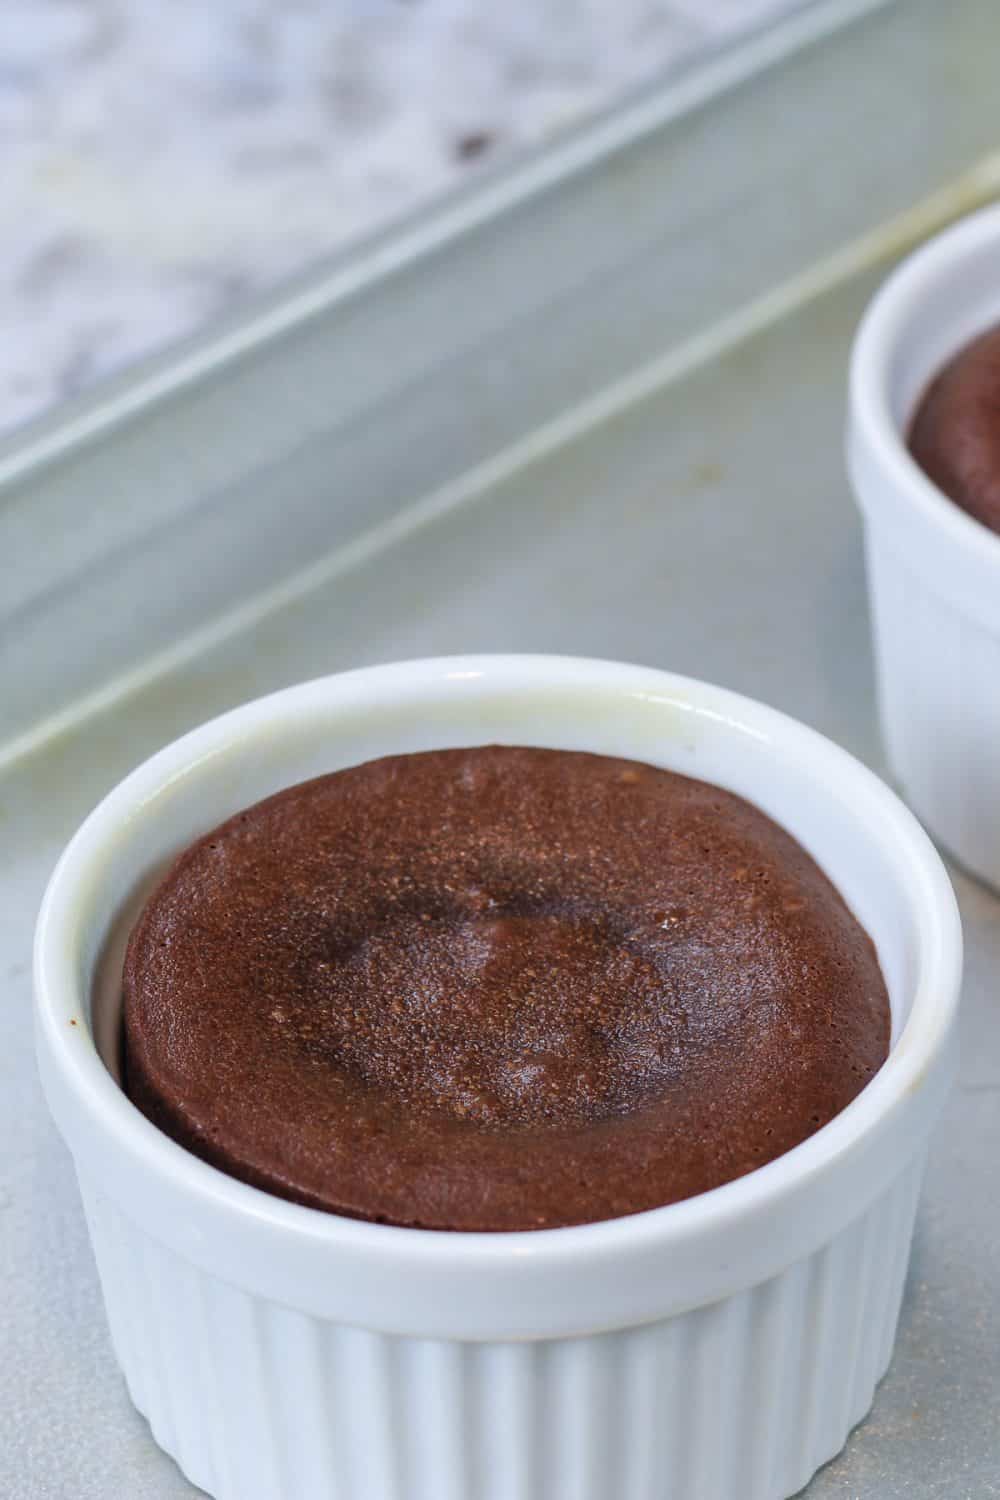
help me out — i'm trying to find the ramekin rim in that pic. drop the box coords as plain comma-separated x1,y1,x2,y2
34,654,962,1271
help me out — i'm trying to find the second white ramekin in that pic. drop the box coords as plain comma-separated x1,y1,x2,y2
35,656,961,1500
849,202,1000,891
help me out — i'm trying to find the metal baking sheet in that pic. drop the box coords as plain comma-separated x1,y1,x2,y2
6,1,1000,1497
6,0,997,765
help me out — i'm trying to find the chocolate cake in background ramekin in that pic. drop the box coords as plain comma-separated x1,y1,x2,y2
909,321,1000,536
35,657,961,1500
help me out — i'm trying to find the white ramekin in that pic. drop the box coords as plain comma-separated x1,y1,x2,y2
35,656,961,1500
849,202,1000,892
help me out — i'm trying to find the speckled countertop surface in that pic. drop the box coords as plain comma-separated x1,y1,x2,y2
2,0,803,438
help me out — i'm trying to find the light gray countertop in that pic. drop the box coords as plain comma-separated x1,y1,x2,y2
1,0,802,437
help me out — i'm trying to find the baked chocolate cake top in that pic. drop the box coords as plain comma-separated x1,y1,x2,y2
123,746,890,1231
909,322,1000,536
